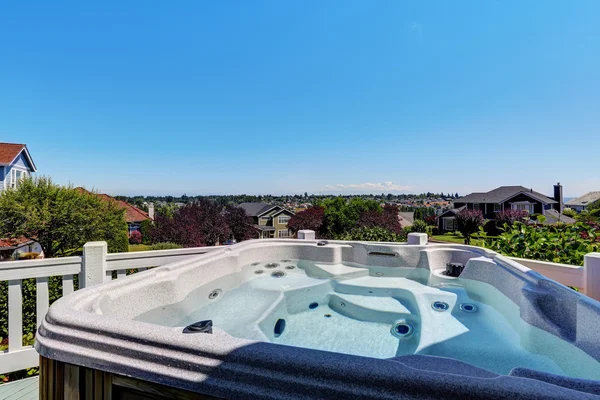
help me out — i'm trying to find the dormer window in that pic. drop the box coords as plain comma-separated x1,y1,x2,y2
511,202,534,214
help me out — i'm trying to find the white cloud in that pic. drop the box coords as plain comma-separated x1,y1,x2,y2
323,181,413,193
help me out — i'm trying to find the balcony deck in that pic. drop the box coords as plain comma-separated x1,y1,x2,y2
0,376,38,399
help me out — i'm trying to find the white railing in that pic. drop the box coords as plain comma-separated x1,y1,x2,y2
0,242,218,375
1,235,600,376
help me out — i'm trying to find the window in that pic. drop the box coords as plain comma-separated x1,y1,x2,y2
260,216,270,223
278,229,291,238
511,203,534,214
278,215,290,224
494,203,501,212
443,218,455,231
128,224,140,235
473,203,479,211
10,169,28,189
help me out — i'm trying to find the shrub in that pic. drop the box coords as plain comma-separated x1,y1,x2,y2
108,229,130,254
424,215,437,226
456,209,484,245
485,222,600,266
17,252,40,260
149,242,183,250
563,208,577,218
335,226,406,242
410,219,428,233
495,209,529,230
483,220,500,236
129,231,142,245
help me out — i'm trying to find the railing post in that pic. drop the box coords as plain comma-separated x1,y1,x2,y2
407,233,428,245
297,230,315,240
584,252,600,301
81,241,109,288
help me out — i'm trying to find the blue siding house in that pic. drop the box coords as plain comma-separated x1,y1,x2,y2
0,143,37,191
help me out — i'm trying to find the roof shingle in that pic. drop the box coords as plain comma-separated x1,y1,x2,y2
0,143,25,165
456,186,557,205
565,192,600,207
76,188,151,223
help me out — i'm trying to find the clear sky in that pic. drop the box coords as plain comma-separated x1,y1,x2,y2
1,1,599,197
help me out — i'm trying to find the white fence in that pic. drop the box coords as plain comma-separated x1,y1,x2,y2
0,242,219,375
1,237,600,376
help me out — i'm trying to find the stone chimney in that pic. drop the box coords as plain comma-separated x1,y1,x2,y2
553,183,563,213
148,202,155,220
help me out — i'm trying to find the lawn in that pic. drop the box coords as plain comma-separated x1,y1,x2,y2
128,244,151,252
430,232,486,247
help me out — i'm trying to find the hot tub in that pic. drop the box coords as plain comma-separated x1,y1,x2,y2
36,239,600,399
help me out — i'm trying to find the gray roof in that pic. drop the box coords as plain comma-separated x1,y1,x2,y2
439,206,466,217
238,202,276,217
251,225,276,231
542,209,576,225
398,212,414,224
455,186,557,205
565,192,600,207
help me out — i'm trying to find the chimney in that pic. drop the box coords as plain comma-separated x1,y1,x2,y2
553,183,563,213
148,202,155,220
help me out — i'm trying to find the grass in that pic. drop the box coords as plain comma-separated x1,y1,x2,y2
430,232,487,247
128,244,151,252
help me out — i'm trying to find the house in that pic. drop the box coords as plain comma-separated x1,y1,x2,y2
77,188,153,235
238,202,295,239
565,192,600,213
438,183,575,233
437,206,466,233
0,143,41,260
0,237,44,260
0,142,37,191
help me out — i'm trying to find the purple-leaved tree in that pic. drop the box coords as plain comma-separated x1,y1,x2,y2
456,209,484,245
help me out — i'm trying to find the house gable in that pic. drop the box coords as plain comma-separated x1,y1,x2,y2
9,151,36,172
0,143,37,172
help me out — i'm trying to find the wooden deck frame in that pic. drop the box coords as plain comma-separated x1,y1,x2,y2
39,356,220,400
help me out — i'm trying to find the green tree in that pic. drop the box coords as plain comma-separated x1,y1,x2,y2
139,219,153,245
315,197,380,237
0,177,129,257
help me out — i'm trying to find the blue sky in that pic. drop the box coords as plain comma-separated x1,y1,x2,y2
1,1,599,196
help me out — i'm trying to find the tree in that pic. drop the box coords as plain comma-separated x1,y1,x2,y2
223,205,254,242
287,207,325,236
139,219,153,244
175,200,229,247
151,199,230,247
455,209,484,245
357,204,402,234
0,177,129,257
316,197,380,237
